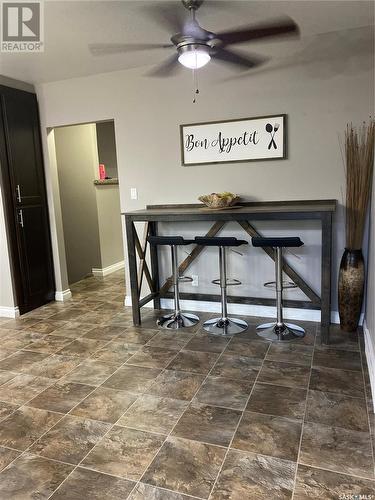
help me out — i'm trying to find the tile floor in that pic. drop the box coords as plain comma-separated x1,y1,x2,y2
0,271,373,499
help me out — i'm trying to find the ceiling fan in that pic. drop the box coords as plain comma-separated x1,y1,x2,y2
89,0,300,76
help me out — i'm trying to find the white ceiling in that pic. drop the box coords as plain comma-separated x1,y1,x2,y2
0,0,373,84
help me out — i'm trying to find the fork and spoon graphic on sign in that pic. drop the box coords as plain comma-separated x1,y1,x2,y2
265,123,280,149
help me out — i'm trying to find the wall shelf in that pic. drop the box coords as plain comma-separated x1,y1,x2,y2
94,178,119,186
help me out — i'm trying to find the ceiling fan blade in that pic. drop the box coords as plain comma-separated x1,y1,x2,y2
216,17,300,46
146,53,181,77
212,48,268,70
89,43,173,56
139,2,185,35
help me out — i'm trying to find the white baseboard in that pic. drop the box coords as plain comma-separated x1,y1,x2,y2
92,261,125,278
125,295,342,324
55,289,72,302
363,320,375,413
0,306,20,318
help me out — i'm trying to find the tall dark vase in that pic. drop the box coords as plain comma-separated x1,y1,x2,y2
338,249,365,332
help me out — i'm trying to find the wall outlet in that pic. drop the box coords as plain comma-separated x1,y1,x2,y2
130,188,138,200
191,275,199,287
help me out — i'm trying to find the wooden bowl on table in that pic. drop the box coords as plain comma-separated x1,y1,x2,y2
198,192,240,210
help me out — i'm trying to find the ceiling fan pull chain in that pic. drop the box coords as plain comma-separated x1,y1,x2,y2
192,68,199,104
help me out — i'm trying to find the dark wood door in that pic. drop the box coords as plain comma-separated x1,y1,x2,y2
0,85,54,314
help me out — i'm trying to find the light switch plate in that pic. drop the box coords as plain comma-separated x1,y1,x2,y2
130,188,138,200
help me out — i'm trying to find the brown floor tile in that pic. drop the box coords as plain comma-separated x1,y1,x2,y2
0,370,17,386
0,401,18,422
82,325,126,341
0,374,54,404
146,370,205,401
300,421,374,478
172,402,241,446
305,390,369,432
104,365,161,394
57,338,107,358
257,360,310,389
62,359,118,385
224,338,269,359
294,464,375,499
211,354,261,380
166,350,219,374
118,395,187,434
78,311,118,326
71,386,136,423
23,354,82,379
232,410,302,461
50,309,88,321
184,334,230,353
0,446,20,471
129,483,192,500
0,453,73,499
26,320,68,335
0,350,49,372
309,366,365,398
266,343,313,367
25,335,73,354
28,381,94,413
50,322,95,338
83,425,164,480
50,467,135,500
142,436,225,498
2,332,44,351
92,340,140,365
126,346,178,369
145,330,194,350
30,415,110,464
2,317,42,330
313,347,362,371
194,376,253,410
0,348,16,360
246,383,307,419
317,325,359,351
0,406,61,450
210,449,296,500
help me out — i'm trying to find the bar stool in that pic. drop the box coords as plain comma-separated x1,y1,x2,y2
148,236,199,329
195,236,248,336
252,236,305,342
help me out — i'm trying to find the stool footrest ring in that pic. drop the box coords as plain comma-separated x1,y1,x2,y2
212,278,241,286
263,280,297,289
178,276,193,283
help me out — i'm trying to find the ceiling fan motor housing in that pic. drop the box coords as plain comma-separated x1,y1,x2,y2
182,0,204,11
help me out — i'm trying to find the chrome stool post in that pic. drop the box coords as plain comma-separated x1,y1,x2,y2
252,237,305,342
148,236,199,330
195,237,248,337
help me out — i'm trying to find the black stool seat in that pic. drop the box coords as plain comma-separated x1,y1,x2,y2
195,237,248,247
148,236,194,246
252,237,303,248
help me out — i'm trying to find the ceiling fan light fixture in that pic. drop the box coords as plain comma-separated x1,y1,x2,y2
178,44,211,69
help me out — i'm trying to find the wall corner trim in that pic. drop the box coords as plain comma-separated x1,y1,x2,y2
55,289,72,301
363,320,375,413
0,306,20,318
92,260,124,278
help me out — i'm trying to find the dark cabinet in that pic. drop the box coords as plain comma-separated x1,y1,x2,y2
0,85,54,314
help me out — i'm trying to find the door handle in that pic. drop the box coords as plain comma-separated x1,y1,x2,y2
16,184,21,202
18,209,24,228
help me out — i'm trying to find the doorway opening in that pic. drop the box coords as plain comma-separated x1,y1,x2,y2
51,120,125,300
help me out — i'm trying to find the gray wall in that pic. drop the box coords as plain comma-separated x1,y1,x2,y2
54,123,102,284
96,121,118,179
37,14,374,318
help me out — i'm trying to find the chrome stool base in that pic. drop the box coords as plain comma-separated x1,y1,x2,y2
203,317,248,336
256,322,305,342
157,312,200,330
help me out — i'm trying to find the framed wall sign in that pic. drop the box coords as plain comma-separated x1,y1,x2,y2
180,114,287,166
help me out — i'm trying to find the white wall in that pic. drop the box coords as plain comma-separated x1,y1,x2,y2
36,23,374,318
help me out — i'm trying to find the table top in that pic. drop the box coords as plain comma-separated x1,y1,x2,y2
123,199,337,218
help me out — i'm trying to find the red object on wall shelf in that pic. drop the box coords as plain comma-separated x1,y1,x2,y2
99,164,106,180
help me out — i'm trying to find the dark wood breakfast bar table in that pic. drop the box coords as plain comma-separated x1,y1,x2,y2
123,199,337,344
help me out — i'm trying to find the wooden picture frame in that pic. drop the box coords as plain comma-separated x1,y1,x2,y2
180,114,287,166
